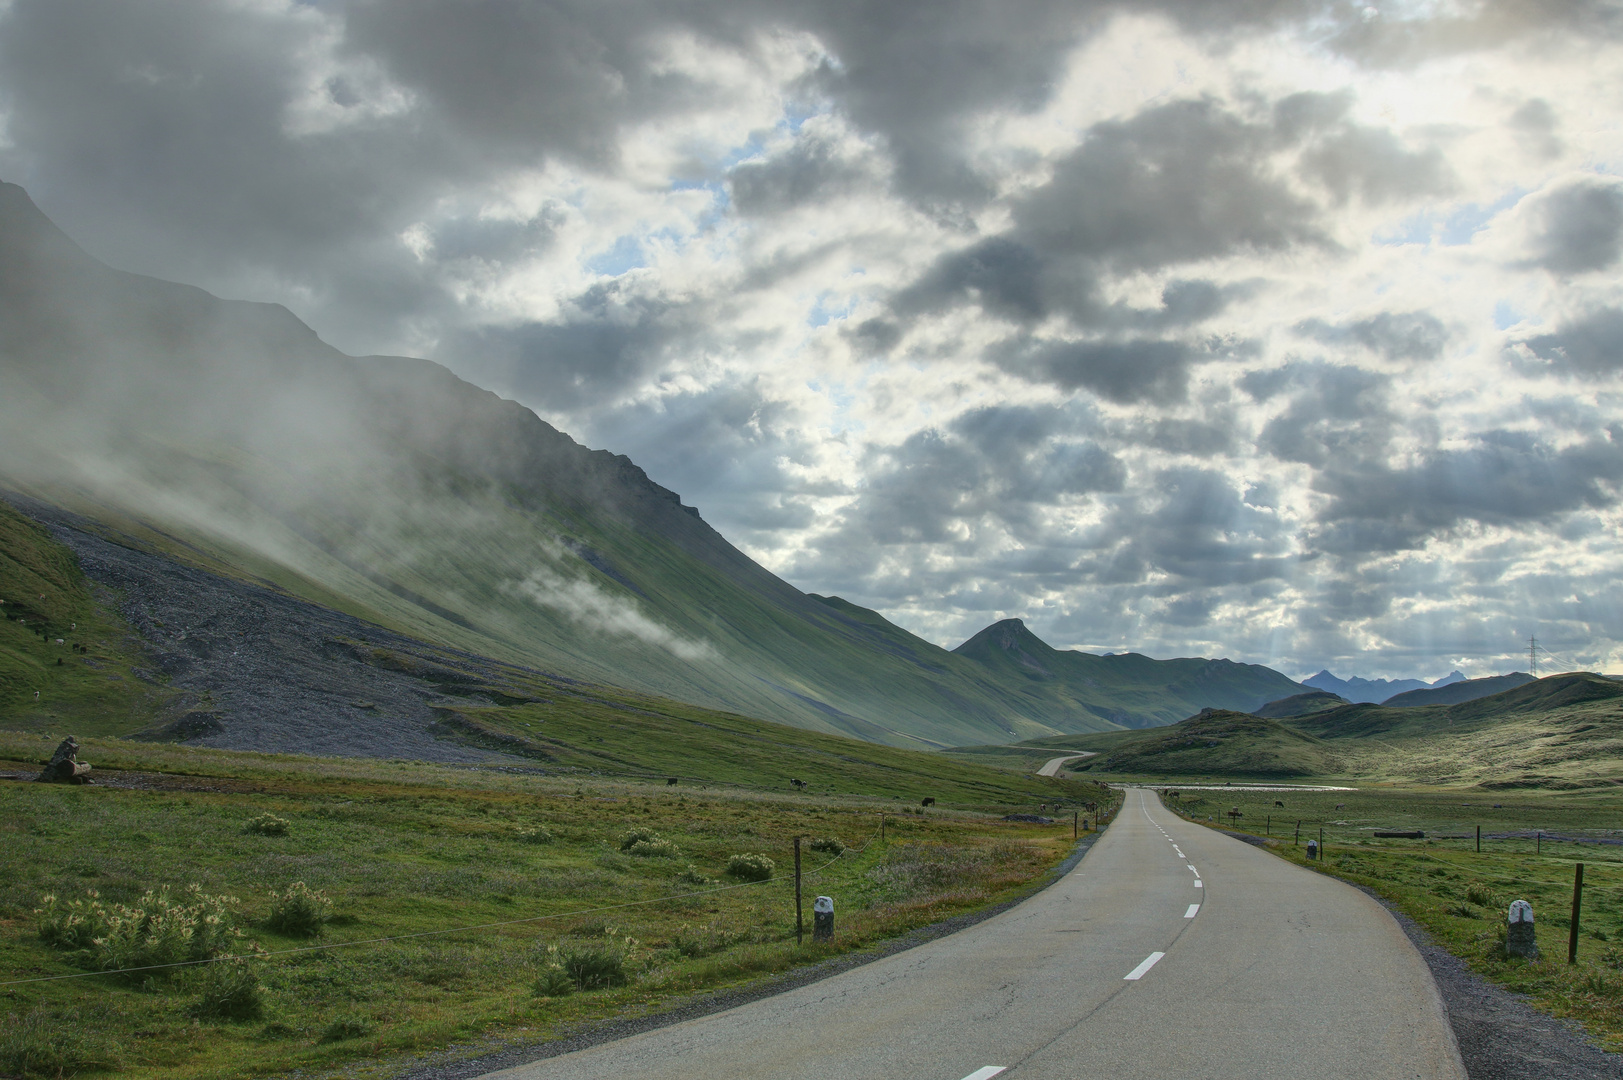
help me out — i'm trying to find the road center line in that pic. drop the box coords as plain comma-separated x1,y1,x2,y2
1124,951,1166,980
1187,865,1198,874
1194,879,1203,888
1185,904,1199,918
959,1068,1007,1080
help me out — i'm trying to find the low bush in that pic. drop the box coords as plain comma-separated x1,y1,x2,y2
675,864,715,887
560,944,627,991
619,827,663,851
1465,882,1501,909
188,960,264,1021
243,813,289,836
725,853,774,882
626,838,681,859
36,886,245,975
0,1008,122,1078
264,881,331,938
516,825,553,844
808,837,845,855
669,922,741,958
533,963,575,997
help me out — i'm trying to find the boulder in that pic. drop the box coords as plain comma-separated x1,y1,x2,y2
34,736,92,784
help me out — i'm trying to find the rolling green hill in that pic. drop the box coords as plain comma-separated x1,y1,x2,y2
952,673,1623,789
0,180,1307,750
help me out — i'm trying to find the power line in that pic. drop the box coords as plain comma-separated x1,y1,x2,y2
1529,635,1541,678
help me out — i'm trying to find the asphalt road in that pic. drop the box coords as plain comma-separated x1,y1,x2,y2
1035,752,1096,777
483,789,1465,1080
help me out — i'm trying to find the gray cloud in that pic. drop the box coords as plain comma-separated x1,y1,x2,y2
446,280,676,409
1247,361,1393,468
1005,338,1199,404
1294,310,1450,361
729,132,878,216
824,404,1124,548
1522,178,1623,274
1314,427,1623,553
1521,308,1623,379
1509,98,1563,161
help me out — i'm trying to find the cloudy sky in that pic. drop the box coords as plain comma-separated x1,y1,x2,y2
3,0,1622,680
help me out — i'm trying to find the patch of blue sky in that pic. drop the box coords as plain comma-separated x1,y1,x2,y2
587,234,646,277
807,292,853,328
1494,301,1534,331
1439,188,1525,246
1375,188,1526,248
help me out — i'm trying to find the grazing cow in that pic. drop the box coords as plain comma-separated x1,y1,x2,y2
1274,800,1285,807
921,797,936,807
666,777,678,786
1335,803,1345,810
790,778,807,790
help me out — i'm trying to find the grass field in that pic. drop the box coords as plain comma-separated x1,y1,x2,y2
1163,784,1623,1049
0,734,1116,1079
0,500,173,736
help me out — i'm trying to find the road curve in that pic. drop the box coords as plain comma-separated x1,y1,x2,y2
1035,752,1096,777
482,789,1464,1080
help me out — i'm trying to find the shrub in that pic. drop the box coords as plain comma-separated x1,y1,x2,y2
559,944,627,991
619,827,663,851
0,1008,122,1078
808,837,845,855
1445,902,1480,920
725,853,774,882
516,825,553,844
626,838,681,859
188,960,264,1021
675,865,716,887
533,964,574,997
35,886,245,975
264,881,331,938
1465,883,1500,909
243,813,289,836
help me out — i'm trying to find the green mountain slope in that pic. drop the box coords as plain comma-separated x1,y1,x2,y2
0,499,172,734
0,181,1304,749
1380,672,1536,707
951,619,1306,728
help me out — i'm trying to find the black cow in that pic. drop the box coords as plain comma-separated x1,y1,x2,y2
666,777,678,786
1274,800,1285,808
921,797,936,807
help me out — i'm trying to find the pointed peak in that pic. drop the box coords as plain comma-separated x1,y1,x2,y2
952,617,1058,660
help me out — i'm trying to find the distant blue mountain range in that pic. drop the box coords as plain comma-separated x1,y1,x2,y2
1302,669,1465,704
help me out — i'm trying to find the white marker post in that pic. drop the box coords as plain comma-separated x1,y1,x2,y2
813,895,834,942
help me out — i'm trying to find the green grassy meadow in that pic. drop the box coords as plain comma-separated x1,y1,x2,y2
1165,784,1623,1048
0,501,173,736
0,733,1114,1079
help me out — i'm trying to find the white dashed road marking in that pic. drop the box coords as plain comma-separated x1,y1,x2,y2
1124,952,1166,981
1194,880,1203,888
1185,904,1200,918
960,1068,1006,1080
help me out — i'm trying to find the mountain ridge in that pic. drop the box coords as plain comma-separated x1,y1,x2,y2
0,181,1305,749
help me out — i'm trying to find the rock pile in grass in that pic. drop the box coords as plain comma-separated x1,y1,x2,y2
35,736,92,783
